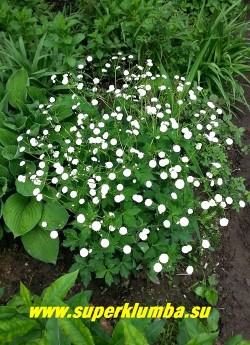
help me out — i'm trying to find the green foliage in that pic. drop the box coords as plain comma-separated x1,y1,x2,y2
0,272,166,345
194,275,219,306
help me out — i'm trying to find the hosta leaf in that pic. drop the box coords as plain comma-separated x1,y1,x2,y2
2,145,20,160
21,226,59,264
0,128,18,146
38,202,69,230
3,194,43,237
6,69,29,108
42,271,78,304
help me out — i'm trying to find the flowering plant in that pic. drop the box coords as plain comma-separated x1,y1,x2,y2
3,53,249,285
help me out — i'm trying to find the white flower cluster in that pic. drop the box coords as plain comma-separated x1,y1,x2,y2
16,53,246,276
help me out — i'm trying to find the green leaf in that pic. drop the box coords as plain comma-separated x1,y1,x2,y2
112,320,149,345
138,242,149,253
205,288,218,306
3,194,43,237
194,286,205,298
0,177,7,197
207,308,219,332
225,335,244,345
22,226,59,264
58,318,95,345
6,69,29,108
186,332,219,345
145,319,166,344
42,271,78,305
0,316,37,342
2,145,20,160
0,128,18,146
20,282,32,308
39,202,69,230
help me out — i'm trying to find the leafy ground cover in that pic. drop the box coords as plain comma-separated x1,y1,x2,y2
0,0,250,344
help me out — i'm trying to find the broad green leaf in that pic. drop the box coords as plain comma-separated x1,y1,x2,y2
194,286,205,298
145,319,166,344
112,320,149,345
42,271,78,305
2,145,20,160
3,194,43,237
22,226,59,264
0,316,37,342
205,288,218,306
58,318,95,345
39,202,69,230
186,332,219,345
6,69,29,108
0,164,11,180
207,308,219,333
0,128,18,146
27,86,47,103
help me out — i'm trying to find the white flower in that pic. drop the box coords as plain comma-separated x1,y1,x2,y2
163,220,171,228
158,204,166,214
207,101,215,109
139,232,148,240
105,162,113,169
36,194,43,201
239,200,246,208
171,192,177,199
182,245,192,254
119,227,127,235
93,78,100,84
49,97,55,103
50,231,58,239
173,145,181,152
175,179,185,190
220,218,229,226
138,89,146,97
92,221,101,231
225,197,233,205
101,239,109,248
153,263,162,273
146,181,152,188
80,248,89,257
41,221,47,228
159,254,169,264
17,175,26,183
87,56,93,62
179,217,189,227
214,194,223,203
226,138,233,145
201,201,210,210
145,199,153,207
70,191,77,198
114,194,125,203
77,214,85,223
202,239,210,249
123,245,132,254
132,194,143,203
116,149,124,157
108,173,116,180
149,160,157,168
186,266,194,275
33,188,40,196
159,159,169,167
160,172,168,180
91,99,98,106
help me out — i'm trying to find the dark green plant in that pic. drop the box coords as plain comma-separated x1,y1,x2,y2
0,271,166,345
